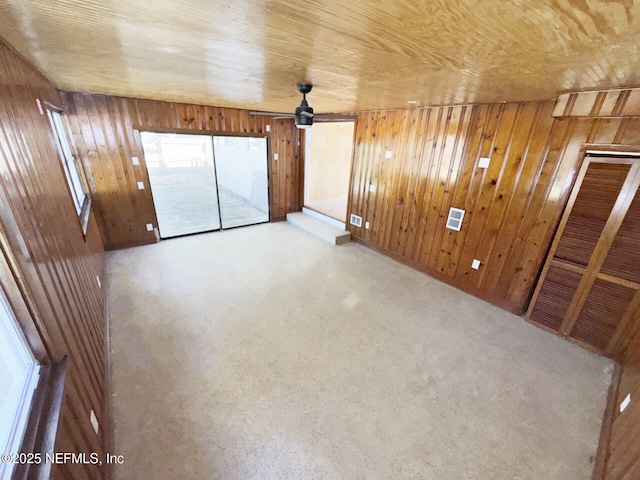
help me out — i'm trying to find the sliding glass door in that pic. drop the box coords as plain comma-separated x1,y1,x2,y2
141,132,269,239
214,136,269,228
141,132,221,238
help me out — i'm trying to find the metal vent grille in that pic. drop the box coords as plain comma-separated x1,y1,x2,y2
446,208,465,231
350,214,362,227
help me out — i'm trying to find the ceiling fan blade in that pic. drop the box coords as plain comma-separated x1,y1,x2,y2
249,111,296,118
313,114,358,121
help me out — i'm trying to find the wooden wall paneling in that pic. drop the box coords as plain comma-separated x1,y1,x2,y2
474,102,543,287
418,107,462,267
378,109,409,250
370,110,396,246
615,118,640,146
358,111,384,243
556,88,640,118
349,98,640,313
98,96,138,241
367,110,396,245
588,118,623,145
0,39,106,479
442,105,487,277
471,102,533,286
267,117,302,221
106,96,151,238
426,106,470,273
347,110,371,239
456,103,518,286
0,104,105,406
449,104,502,283
269,119,283,221
429,105,470,273
403,108,437,259
604,336,640,480
292,125,302,217
366,112,386,240
397,109,429,256
62,92,302,247
386,109,420,252
504,118,591,308
407,107,443,261
483,102,556,294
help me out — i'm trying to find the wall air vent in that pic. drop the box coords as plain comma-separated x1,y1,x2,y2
446,208,465,231
350,214,363,227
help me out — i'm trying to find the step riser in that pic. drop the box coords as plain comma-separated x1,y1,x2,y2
287,212,351,245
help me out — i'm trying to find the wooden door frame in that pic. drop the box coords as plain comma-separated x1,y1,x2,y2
303,120,357,223
526,145,640,354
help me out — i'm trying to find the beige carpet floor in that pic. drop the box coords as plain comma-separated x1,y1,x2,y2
107,222,613,480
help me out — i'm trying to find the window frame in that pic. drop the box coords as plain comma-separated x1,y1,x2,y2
46,107,92,235
0,287,40,480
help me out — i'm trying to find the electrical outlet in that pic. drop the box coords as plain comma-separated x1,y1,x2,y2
137,181,144,190
478,157,491,168
365,221,370,229
385,150,393,159
146,223,153,232
369,184,376,192
90,410,99,435
471,259,481,270
620,393,631,412
96,276,101,289
274,153,279,160
266,125,271,132
132,156,140,165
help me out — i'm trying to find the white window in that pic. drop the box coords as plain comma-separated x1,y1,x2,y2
0,288,40,480
446,207,465,231
47,110,89,223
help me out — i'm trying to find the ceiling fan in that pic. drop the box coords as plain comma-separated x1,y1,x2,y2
250,83,357,129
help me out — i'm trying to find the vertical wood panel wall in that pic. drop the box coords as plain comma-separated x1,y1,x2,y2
0,40,106,479
605,332,640,480
348,101,640,314
61,92,302,250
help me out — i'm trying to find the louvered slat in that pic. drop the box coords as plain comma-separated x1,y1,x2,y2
601,190,640,284
554,163,631,266
528,265,582,331
570,280,636,351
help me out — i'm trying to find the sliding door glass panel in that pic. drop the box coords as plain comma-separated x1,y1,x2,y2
304,122,354,222
141,132,221,238
213,136,269,228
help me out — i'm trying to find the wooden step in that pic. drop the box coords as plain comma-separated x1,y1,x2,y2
286,212,351,245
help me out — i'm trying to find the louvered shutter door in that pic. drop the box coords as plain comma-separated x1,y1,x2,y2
569,280,636,351
601,191,640,284
528,266,581,331
527,155,640,358
554,163,630,266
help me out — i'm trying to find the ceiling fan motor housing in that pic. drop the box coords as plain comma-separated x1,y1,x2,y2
295,105,314,128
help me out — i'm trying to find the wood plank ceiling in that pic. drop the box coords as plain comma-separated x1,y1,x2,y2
1,0,640,113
